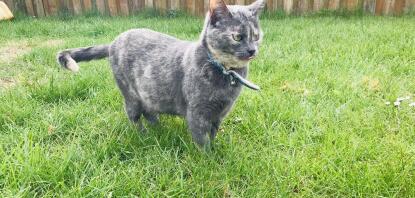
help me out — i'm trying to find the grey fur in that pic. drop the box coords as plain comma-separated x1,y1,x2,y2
57,0,265,149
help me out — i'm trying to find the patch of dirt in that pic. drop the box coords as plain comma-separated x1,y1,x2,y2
0,40,31,64
0,77,17,89
280,81,311,96
39,39,65,48
361,76,380,91
0,39,65,64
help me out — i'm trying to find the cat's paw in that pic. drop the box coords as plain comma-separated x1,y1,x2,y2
136,122,148,134
144,113,159,125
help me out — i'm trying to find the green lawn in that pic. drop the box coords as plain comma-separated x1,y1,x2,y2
1,14,415,197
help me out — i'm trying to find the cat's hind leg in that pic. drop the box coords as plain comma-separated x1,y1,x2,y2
113,75,146,132
124,99,146,132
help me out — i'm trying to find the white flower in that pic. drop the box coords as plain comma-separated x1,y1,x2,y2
397,96,411,102
394,101,401,107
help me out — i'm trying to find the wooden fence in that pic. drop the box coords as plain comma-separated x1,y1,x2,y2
3,0,415,17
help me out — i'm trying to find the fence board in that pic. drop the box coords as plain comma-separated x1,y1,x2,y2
195,0,204,15
171,0,180,9
47,0,59,14
25,0,35,16
364,0,376,13
41,0,49,15
394,0,404,14
284,0,293,13
277,0,283,10
145,0,153,8
155,0,167,12
375,0,385,15
107,0,117,15
130,0,143,12
329,0,340,9
4,0,11,11
119,0,129,15
346,0,357,10
235,0,245,5
314,0,324,10
83,0,92,11
298,0,309,13
405,0,415,12
383,0,393,14
33,0,45,16
203,0,209,13
96,0,105,13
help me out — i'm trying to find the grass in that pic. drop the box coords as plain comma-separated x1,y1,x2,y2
1,14,415,197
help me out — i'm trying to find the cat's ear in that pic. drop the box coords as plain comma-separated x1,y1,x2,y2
209,0,232,26
248,0,266,16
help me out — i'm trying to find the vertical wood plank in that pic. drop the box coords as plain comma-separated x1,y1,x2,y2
227,0,235,4
83,0,92,11
375,0,385,15
383,0,394,14
404,0,415,13
298,0,309,13
171,0,180,9
161,0,168,11
25,0,36,16
96,0,105,13
72,0,82,14
3,0,13,11
277,0,284,10
291,0,299,13
46,0,59,15
393,0,404,14
235,0,245,5
130,0,144,12
119,0,129,15
266,0,273,11
195,0,204,16
107,0,117,15
364,0,376,13
314,0,324,11
153,0,165,11
145,0,153,8
42,0,50,15
284,0,293,14
346,0,357,10
34,0,45,16
271,0,278,10
204,0,209,13
185,0,193,14
328,0,340,9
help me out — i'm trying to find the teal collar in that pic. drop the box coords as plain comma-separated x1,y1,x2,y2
207,53,260,91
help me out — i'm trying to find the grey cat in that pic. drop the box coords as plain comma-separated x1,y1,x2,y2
57,0,265,149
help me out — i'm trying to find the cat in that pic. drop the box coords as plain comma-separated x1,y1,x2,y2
57,0,265,150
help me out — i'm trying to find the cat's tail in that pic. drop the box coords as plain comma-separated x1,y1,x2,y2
56,44,110,72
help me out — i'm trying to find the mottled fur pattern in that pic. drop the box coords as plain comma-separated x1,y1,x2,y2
57,0,265,149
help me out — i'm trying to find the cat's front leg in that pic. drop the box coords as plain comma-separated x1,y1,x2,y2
210,120,221,142
186,111,214,150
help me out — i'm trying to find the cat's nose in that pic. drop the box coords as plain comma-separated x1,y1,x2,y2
248,49,256,56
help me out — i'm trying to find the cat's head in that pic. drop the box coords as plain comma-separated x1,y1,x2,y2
203,0,265,68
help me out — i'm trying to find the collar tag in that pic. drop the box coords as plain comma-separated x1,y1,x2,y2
207,53,260,91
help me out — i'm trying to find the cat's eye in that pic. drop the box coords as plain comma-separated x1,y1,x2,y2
253,34,259,41
232,34,242,42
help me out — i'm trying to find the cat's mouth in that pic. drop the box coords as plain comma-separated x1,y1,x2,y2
238,55,256,61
